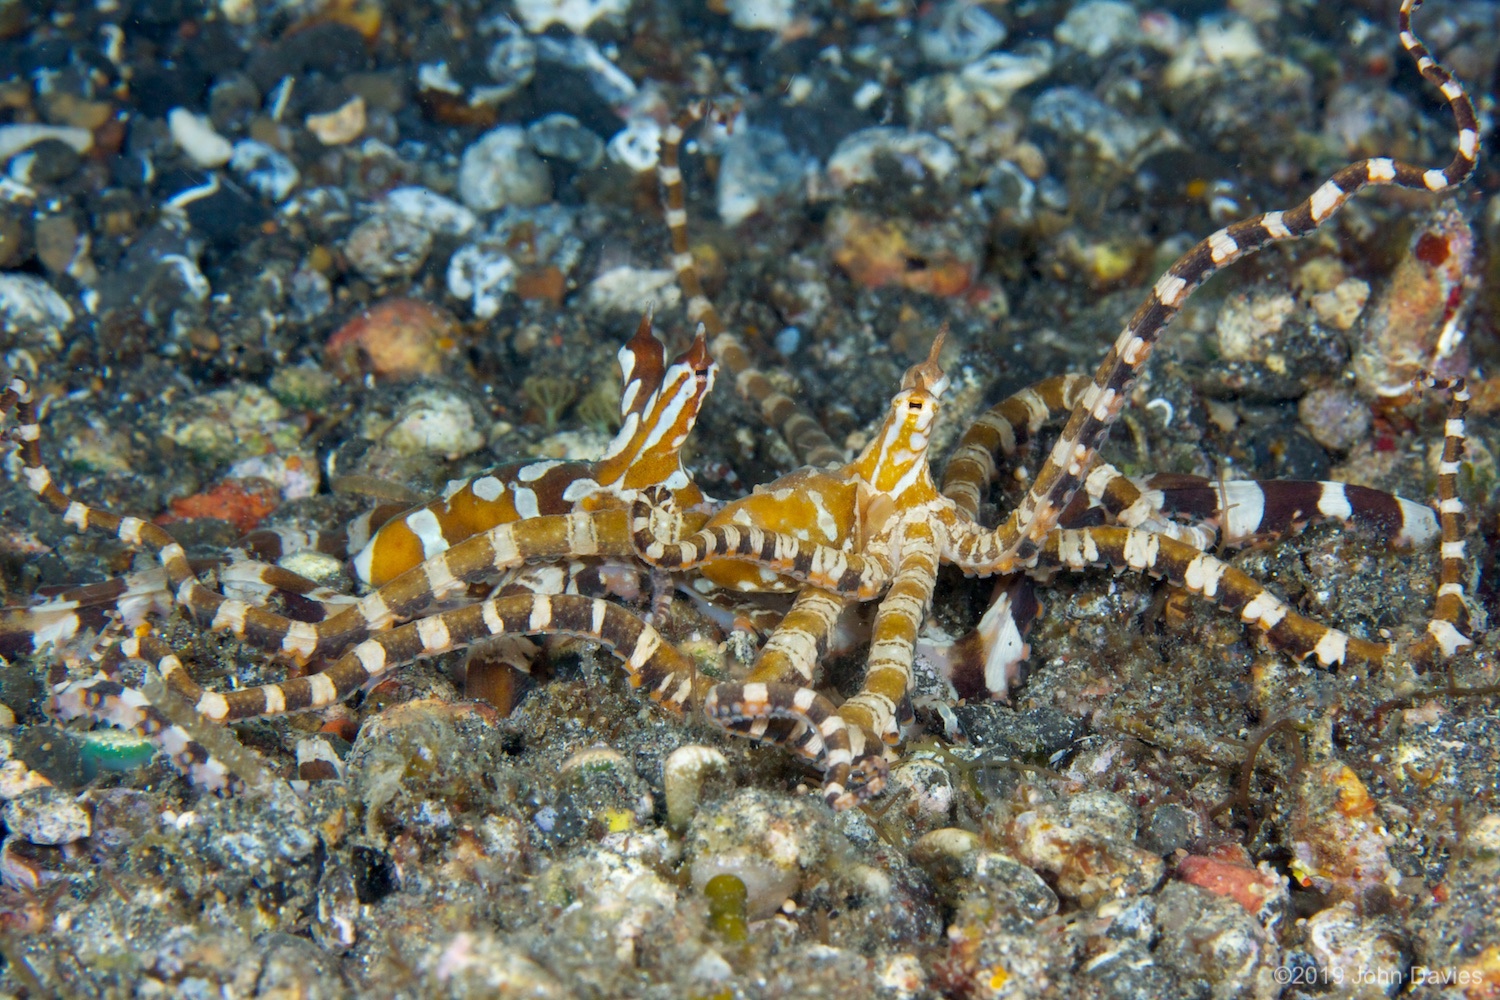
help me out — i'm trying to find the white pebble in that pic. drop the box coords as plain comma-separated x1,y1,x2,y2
169,108,234,167
826,128,958,191
457,126,552,212
229,140,300,201
0,124,93,166
606,118,662,173
1055,0,1141,58
663,745,729,831
513,0,629,34
725,0,793,32
383,186,477,237
773,326,800,356
383,389,486,460
4,788,91,845
0,273,73,351
584,266,679,317
447,243,517,319
919,1,1007,66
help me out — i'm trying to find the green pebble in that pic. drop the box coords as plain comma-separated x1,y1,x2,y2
704,873,749,943
79,730,157,773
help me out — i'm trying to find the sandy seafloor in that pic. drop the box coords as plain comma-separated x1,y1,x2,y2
0,0,1499,995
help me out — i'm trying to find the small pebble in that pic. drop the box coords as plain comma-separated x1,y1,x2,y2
229,140,301,202
584,266,679,317
1002,791,1164,907
663,745,730,832
382,186,477,238
826,128,958,191
722,0,792,32
168,107,234,168
606,118,661,173
513,0,629,33
526,114,604,169
288,267,334,323
446,243,517,319
0,272,73,354
1175,845,1288,925
162,169,269,245
717,127,807,226
1216,289,1296,363
383,388,486,461
1163,15,1266,90
0,207,30,269
10,138,82,186
1298,385,1371,453
0,123,93,165
305,95,367,146
919,1,1006,66
33,214,86,278
1055,0,1141,57
458,125,553,212
164,383,301,464
1303,902,1408,997
227,452,320,499
1155,880,1278,995
344,214,433,281
773,326,800,356
1310,277,1370,331
686,790,827,920
4,787,91,845
888,757,955,822
484,32,537,102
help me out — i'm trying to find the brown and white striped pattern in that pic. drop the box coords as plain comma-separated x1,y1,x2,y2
631,487,890,600
72,593,705,730
837,518,939,745
703,681,871,809
52,631,235,795
2,377,674,689
1043,524,1387,666
942,373,1093,517
1,557,356,661
939,376,1218,549
742,588,844,685
1109,474,1440,550
659,105,843,468
3,0,1482,809
53,674,234,792
631,342,954,806
951,0,1479,577
1411,374,1473,662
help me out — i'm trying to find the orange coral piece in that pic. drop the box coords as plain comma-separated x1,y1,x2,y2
162,478,280,535
1330,763,1378,818
1176,845,1284,918
827,208,974,297
325,297,460,380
